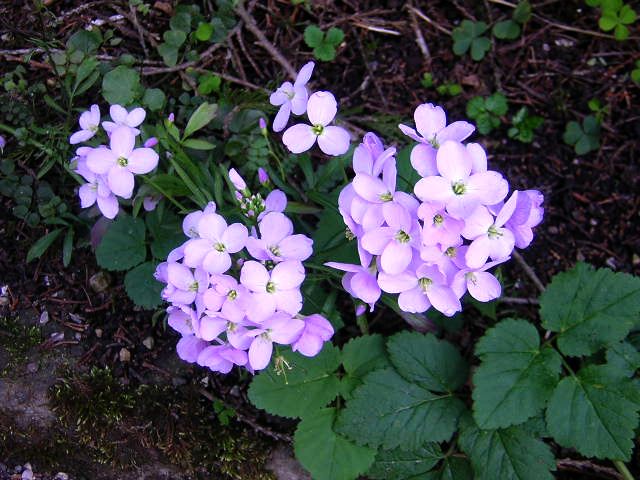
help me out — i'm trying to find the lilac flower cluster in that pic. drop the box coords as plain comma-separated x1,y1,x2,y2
270,62,350,156
69,105,159,219
155,170,333,373
328,103,543,315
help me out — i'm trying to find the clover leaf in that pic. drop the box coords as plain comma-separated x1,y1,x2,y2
466,92,508,135
452,20,491,61
562,115,601,155
304,25,344,62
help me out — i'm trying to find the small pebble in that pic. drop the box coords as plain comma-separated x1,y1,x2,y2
39,310,49,325
143,336,155,350
605,257,617,270
95,328,103,338
119,348,131,362
548,226,559,235
51,332,64,342
89,271,111,293
55,473,69,480
69,313,84,324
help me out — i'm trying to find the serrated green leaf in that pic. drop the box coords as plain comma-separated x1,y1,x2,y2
607,341,640,376
459,416,556,480
26,228,62,262
493,20,521,40
540,263,640,356
486,92,508,115
512,1,532,24
336,368,465,449
368,443,442,480
294,408,376,480
313,43,337,62
425,457,473,480
472,319,561,429
466,97,486,118
304,25,324,48
248,345,341,418
96,216,146,271
183,102,217,139
342,334,390,380
325,27,345,45
546,365,640,460
101,66,140,105
124,262,163,309
388,331,468,392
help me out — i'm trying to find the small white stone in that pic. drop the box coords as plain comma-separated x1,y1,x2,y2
119,347,131,362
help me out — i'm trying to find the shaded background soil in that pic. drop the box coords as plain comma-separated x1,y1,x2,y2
0,0,639,478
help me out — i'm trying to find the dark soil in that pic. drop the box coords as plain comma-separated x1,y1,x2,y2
1,0,639,479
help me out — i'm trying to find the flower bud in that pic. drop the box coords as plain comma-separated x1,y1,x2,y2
258,167,269,185
144,137,158,148
167,112,175,123
0,135,5,152
229,168,247,191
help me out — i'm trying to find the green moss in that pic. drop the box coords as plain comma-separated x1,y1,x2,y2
0,315,42,375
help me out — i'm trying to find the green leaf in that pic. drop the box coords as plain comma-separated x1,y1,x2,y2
607,341,640,376
486,92,508,115
158,43,179,67
124,262,163,309
546,365,640,460
424,457,473,480
142,88,166,111
472,319,562,429
395,145,422,192
540,262,640,356
248,344,341,418
493,20,521,40
470,37,491,61
341,334,390,398
619,4,637,24
169,11,192,33
198,74,221,95
459,416,556,480
147,173,191,197
73,57,99,92
195,22,214,42
325,27,345,45
336,368,465,449
182,138,216,150
66,29,101,54
599,13,618,31
183,102,218,139
615,23,630,39
146,209,185,260
313,43,337,62
96,216,146,271
562,121,583,145
368,443,442,480
26,229,62,262
163,29,187,47
512,1,532,24
62,228,74,267
303,25,324,48
294,408,376,480
631,67,640,84
101,66,141,105
387,331,468,392
466,97,486,119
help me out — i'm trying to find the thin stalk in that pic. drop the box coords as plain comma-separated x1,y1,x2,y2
613,461,635,480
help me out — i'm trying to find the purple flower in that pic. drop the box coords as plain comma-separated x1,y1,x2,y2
291,314,334,357
413,140,508,219
102,105,146,135
75,158,119,219
282,91,350,156
325,260,381,310
176,335,208,363
240,260,305,322
246,311,305,370
452,259,505,302
229,168,247,191
270,61,315,132
70,104,101,144
197,344,248,373
258,167,269,185
167,305,200,336
360,203,421,275
504,190,544,249
418,201,464,247
259,118,267,130
144,137,158,148
0,135,6,152
378,263,461,316
204,274,250,324
258,189,287,221
462,193,518,268
183,213,248,273
246,212,313,262
353,132,396,177
163,263,209,305
182,202,217,238
86,126,159,198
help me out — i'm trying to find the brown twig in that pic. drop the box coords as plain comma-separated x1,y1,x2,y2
500,296,540,305
407,4,431,64
556,458,623,480
408,5,452,35
513,250,546,293
234,2,297,79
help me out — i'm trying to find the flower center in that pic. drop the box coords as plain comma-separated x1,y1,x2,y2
345,227,355,240
429,136,439,149
227,289,237,300
419,277,432,292
395,230,411,243
379,192,393,202
117,156,128,167
452,181,466,195
433,213,444,226
465,272,478,285
269,245,281,256
90,124,99,132
312,124,324,135
227,321,236,332
445,246,457,257
214,242,226,252
188,227,199,237
266,281,276,293
487,225,502,239
188,281,198,292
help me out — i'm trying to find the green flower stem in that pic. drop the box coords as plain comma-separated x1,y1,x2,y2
265,137,285,181
614,461,635,480
142,175,189,212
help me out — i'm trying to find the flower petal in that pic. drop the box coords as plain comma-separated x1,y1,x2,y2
307,91,337,126
414,103,446,140
436,121,475,144
466,171,509,205
96,194,119,219
126,107,146,127
249,336,273,370
86,147,117,174
318,126,350,156
127,148,158,174
107,167,134,198
222,223,248,253
436,140,472,181
271,260,305,289
282,124,316,154
410,143,438,177
294,61,315,86
467,271,501,302
110,126,135,158
240,260,270,292
273,103,292,133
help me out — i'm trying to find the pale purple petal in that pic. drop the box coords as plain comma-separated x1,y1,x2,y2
318,126,350,156
271,260,305,289
294,61,315,86
265,189,287,214
361,227,394,254
86,147,117,174
198,213,228,241
259,212,293,244
282,124,316,153
79,184,97,207
414,103,446,140
436,121,475,144
176,336,208,363
381,241,413,275
96,194,119,219
465,236,492,269
410,143,438,177
349,271,381,304
167,263,194,290
466,171,509,205
274,288,303,315
109,105,128,123
109,126,135,158
466,143,487,173
222,223,248,253
278,235,313,261
199,316,227,341
461,206,493,240
70,129,95,145
436,141,472,181
202,250,232,274
127,148,159,174
398,287,430,313
352,173,389,203
240,260,270,292
398,124,423,143
273,103,292,133
107,167,135,198
427,284,461,317
249,336,273,370
183,238,211,267
126,107,146,127
378,271,418,293
307,91,337,126
414,176,452,203
290,86,309,115
467,271,501,302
